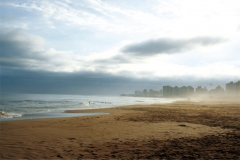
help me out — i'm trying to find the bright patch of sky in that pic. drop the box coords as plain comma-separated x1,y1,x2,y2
1,0,240,80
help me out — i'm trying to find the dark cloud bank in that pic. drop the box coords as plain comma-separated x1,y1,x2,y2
122,37,225,56
1,68,233,95
1,69,160,95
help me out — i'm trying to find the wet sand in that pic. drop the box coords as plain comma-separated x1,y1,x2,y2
0,98,240,159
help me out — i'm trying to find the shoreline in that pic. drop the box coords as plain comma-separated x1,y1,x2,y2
0,95,181,122
0,112,109,122
2,95,238,122
1,100,240,159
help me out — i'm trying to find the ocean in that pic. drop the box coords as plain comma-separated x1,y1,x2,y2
0,94,180,121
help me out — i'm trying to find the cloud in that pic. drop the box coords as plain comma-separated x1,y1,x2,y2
122,37,225,56
0,29,238,81
0,29,79,71
238,25,240,32
0,29,47,70
93,55,130,64
0,29,45,59
2,0,162,33
0,29,131,74
5,1,111,30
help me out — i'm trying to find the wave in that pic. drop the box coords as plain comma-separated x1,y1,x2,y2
78,101,112,107
19,106,59,109
9,100,72,104
0,110,22,119
91,101,112,104
79,102,91,106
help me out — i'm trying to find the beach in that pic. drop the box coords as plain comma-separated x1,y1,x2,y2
0,98,240,159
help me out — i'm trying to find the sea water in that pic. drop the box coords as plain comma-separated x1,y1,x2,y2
0,94,180,121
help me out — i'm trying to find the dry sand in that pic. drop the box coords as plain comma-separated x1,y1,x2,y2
0,99,240,159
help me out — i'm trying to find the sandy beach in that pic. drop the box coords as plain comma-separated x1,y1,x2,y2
0,98,240,159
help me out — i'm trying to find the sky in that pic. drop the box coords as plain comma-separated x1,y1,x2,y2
1,0,240,95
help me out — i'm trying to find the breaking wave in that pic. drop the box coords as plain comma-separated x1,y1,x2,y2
0,110,22,119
